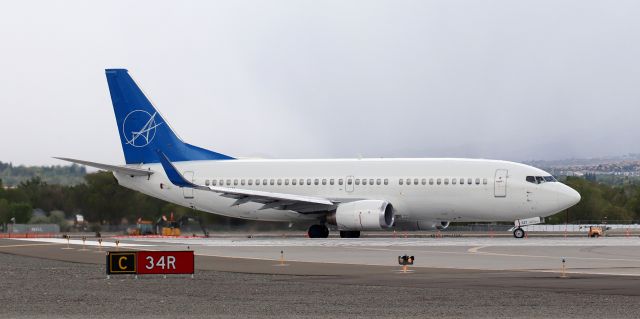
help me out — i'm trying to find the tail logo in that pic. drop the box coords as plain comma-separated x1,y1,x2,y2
122,110,163,148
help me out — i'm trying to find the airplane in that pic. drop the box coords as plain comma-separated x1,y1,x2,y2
57,69,581,239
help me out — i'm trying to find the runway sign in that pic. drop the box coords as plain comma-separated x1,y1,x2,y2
106,251,194,275
107,252,137,274
137,251,194,274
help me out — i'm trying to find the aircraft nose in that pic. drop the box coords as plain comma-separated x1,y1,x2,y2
557,184,581,209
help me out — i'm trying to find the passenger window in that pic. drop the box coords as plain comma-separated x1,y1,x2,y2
384,179,388,185
285,179,289,185
483,178,487,185
248,179,253,186
212,180,217,186
355,179,360,185
369,179,374,185
292,179,297,185
219,180,224,186
421,178,426,185
314,179,319,185
459,178,464,185
452,178,457,185
399,179,404,185
406,178,411,185
467,178,472,185
330,179,335,185
270,179,275,185
429,178,434,185
347,179,352,185
322,179,327,185
226,180,231,186
362,179,367,185
306,179,311,185
241,179,245,186
339,179,344,185
475,178,480,185
444,178,449,185
376,179,381,185
263,179,268,185
437,178,442,185
299,179,304,185
234,179,238,186
205,180,210,186
413,178,419,185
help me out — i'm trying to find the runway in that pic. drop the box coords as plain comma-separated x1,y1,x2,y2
2,236,640,318
5,236,640,276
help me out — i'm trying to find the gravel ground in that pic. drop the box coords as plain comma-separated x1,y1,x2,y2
1,252,638,319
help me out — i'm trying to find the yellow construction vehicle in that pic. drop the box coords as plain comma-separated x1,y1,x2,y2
127,219,155,236
588,226,604,238
126,213,208,237
158,213,181,236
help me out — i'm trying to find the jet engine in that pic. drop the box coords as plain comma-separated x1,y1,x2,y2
394,220,450,231
327,200,394,230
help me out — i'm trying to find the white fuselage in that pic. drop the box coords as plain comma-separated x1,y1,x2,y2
114,158,580,226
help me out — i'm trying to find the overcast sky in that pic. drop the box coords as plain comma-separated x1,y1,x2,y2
1,0,639,166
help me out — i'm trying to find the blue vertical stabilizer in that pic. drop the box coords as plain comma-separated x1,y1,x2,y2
105,69,234,164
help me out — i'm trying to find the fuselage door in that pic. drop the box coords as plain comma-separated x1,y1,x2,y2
494,169,508,197
183,171,195,199
346,175,354,193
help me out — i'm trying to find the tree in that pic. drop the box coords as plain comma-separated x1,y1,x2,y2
9,202,32,223
0,199,9,224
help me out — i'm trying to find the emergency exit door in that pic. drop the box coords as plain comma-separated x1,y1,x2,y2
345,175,354,193
494,169,508,197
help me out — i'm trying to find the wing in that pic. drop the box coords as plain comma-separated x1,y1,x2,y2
157,151,337,213
54,157,154,177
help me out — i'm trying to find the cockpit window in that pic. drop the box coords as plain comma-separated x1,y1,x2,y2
526,175,558,184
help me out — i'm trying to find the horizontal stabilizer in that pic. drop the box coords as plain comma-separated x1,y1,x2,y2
54,157,154,176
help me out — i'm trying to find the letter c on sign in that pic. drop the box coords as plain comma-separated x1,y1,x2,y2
119,256,128,270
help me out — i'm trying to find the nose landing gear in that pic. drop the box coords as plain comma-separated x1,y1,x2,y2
512,217,542,239
513,227,525,239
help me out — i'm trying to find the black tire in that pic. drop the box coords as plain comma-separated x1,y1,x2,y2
308,224,329,238
340,231,361,238
513,228,525,239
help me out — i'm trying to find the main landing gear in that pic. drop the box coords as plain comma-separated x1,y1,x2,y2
340,231,360,238
307,225,361,238
513,227,525,239
307,224,329,238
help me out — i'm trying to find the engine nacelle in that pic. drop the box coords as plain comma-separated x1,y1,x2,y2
328,200,394,231
394,220,450,231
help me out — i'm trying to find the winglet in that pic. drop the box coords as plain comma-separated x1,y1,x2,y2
156,150,196,188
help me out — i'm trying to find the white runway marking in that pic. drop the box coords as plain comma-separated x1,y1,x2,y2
9,238,150,247
467,246,487,253
126,237,640,247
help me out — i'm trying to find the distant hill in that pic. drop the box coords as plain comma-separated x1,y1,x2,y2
525,153,640,168
0,161,86,187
